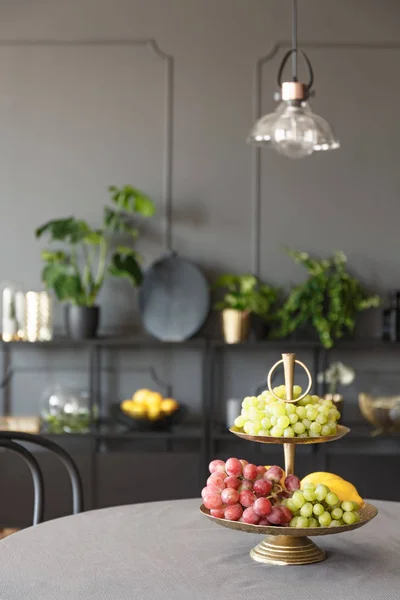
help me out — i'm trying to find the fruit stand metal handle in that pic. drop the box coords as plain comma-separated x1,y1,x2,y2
284,443,296,476
267,353,313,404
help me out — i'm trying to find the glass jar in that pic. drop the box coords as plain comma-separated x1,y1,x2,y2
25,290,54,342
38,291,53,341
40,384,94,434
1,281,24,341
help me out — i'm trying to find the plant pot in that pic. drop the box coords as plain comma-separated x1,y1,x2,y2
64,305,100,340
221,309,249,344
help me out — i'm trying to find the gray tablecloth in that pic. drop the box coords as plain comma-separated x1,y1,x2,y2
0,498,398,600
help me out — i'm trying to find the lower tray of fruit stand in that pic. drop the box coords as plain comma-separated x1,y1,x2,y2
200,502,378,565
201,427,378,565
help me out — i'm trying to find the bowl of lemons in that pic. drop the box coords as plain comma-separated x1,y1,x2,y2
112,389,183,431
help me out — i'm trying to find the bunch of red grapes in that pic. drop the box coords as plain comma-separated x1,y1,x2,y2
202,458,300,526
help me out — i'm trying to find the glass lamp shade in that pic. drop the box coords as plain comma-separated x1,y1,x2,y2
272,104,317,158
247,102,285,146
248,100,339,158
311,113,340,152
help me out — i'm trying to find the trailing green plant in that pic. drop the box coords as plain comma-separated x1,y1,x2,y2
35,185,155,306
213,274,279,319
275,248,381,348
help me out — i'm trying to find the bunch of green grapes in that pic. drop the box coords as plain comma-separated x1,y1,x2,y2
233,385,341,438
286,483,361,528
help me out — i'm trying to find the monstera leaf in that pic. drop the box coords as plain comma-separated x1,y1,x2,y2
40,250,69,263
108,248,143,287
42,262,84,303
36,218,91,244
108,185,155,217
103,207,139,238
83,230,103,245
36,185,154,306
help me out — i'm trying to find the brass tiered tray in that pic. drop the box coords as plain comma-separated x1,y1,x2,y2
201,353,378,566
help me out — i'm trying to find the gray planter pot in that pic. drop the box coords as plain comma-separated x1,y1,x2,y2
64,305,100,339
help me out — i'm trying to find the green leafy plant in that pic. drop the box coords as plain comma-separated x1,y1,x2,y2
213,274,279,319
275,249,381,348
35,185,155,306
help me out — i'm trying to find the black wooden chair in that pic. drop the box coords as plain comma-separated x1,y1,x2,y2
0,431,84,525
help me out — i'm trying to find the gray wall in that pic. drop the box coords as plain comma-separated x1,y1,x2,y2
1,1,400,416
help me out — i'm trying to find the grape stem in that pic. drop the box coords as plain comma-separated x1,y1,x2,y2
267,485,285,502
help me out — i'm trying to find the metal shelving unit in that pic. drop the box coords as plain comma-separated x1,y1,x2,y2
0,337,209,514
0,336,400,515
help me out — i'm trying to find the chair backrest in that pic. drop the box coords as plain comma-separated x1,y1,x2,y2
0,431,84,526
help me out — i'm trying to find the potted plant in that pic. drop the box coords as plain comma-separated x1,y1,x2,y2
317,361,355,418
213,274,279,343
275,249,381,348
35,185,155,339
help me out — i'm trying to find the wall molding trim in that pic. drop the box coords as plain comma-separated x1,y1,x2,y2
251,40,400,277
0,38,174,252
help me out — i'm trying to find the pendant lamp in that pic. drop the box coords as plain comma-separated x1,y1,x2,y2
248,0,339,158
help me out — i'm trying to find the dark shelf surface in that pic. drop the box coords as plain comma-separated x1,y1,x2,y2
3,337,400,351
329,339,400,351
94,337,207,349
0,336,207,349
210,340,318,350
0,338,98,348
95,423,203,440
41,423,204,441
341,422,400,439
211,339,400,351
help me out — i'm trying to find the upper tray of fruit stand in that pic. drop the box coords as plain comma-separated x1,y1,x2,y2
231,352,348,444
229,424,350,444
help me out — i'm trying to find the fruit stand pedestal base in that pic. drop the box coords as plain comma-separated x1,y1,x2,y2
250,534,326,566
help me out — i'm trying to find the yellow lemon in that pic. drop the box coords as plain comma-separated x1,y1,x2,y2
147,406,162,421
122,402,147,419
145,392,163,409
132,389,151,403
121,399,134,412
161,398,179,414
301,472,363,506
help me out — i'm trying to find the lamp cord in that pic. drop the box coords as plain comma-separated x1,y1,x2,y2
291,0,298,81
277,0,314,94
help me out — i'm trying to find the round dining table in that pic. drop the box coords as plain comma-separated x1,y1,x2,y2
0,498,398,599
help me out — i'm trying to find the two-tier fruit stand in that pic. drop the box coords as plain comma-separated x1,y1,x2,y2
200,353,378,566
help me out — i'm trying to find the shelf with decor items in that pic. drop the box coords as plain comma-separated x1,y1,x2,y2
0,337,209,524
0,337,400,525
207,338,400,502
2,336,400,442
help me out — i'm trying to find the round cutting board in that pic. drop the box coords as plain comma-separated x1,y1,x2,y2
138,252,210,341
